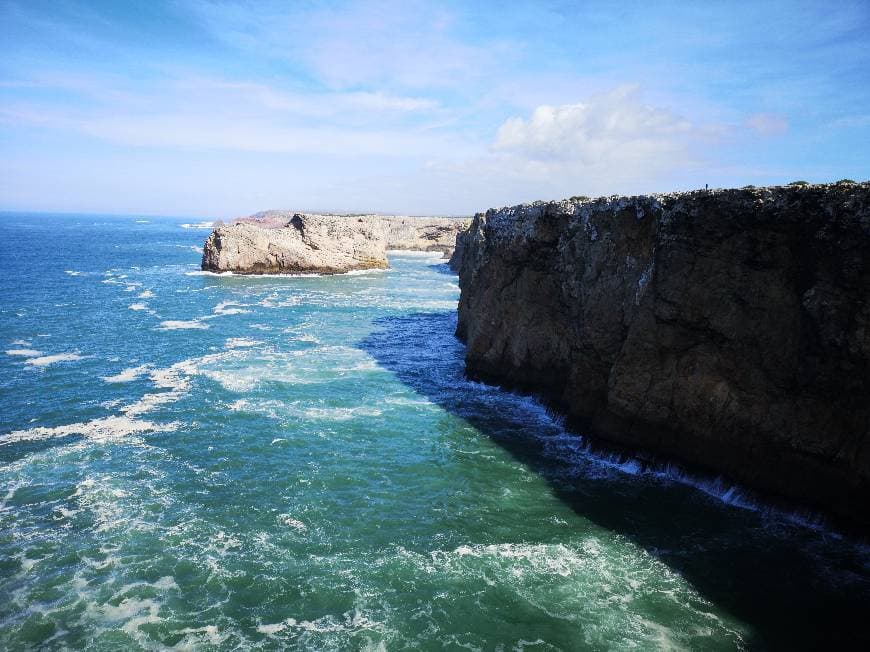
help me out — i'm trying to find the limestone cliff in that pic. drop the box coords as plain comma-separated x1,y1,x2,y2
201,214,388,274
456,181,870,526
202,212,470,274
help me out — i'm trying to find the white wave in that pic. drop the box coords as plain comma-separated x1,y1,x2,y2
134,220,150,223
303,406,383,421
185,268,387,279
338,268,388,276
180,221,214,229
25,352,84,366
213,301,251,316
157,320,209,330
289,333,319,343
10,339,31,346
137,289,154,299
190,245,203,254
2,416,177,445
386,249,446,257
5,348,42,357
225,338,262,349
173,625,227,648
102,364,152,383
128,303,149,311
197,369,259,392
257,610,380,637
258,620,292,635
64,270,85,276
278,514,307,531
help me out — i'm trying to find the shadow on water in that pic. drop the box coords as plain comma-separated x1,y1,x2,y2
359,311,870,650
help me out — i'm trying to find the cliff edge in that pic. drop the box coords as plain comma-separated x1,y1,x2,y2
456,181,870,526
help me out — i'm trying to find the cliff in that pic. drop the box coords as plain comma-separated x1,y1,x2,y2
456,181,870,526
202,212,470,274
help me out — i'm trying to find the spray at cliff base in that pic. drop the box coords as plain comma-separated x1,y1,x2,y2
1,213,868,649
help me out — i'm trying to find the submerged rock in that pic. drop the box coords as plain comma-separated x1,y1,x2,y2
202,212,470,274
456,181,870,527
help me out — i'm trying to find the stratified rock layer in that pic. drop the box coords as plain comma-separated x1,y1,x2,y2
456,182,870,526
202,213,470,274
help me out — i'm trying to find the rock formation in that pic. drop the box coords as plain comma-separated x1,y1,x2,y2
202,214,389,274
456,181,870,526
380,216,470,255
202,212,470,274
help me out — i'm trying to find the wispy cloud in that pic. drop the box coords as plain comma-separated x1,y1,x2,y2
0,72,466,157
1,0,868,216
185,0,510,92
746,113,788,137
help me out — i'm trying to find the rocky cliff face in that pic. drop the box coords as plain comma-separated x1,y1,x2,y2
379,216,470,254
202,213,470,274
456,182,870,526
202,214,389,274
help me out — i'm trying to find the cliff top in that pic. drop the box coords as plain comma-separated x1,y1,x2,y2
483,180,870,217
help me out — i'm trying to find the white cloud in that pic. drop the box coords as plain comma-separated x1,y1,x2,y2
494,86,694,164
470,86,716,202
305,88,731,214
746,113,788,136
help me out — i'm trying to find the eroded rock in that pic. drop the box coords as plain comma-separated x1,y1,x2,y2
456,181,870,526
202,212,471,274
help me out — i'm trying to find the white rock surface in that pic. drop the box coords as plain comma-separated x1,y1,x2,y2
202,212,470,274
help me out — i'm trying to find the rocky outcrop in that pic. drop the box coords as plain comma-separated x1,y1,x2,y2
380,217,470,255
448,227,470,272
203,212,470,274
202,214,388,274
456,181,870,526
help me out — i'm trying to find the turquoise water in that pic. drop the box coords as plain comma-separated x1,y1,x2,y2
1,213,868,650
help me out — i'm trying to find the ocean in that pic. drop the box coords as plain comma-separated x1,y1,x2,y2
1,212,868,650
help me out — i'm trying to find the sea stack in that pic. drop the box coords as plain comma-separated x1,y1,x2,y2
202,212,471,274
456,181,870,526
201,214,389,275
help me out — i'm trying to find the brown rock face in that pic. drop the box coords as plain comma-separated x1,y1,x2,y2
456,182,870,527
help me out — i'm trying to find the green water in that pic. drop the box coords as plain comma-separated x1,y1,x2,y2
0,214,868,650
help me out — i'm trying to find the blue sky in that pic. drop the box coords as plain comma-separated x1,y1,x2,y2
1,0,868,217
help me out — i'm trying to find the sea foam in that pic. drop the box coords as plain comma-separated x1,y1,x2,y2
102,364,152,383
25,352,84,366
157,320,209,330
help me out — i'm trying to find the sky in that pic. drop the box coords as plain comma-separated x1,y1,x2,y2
1,0,868,218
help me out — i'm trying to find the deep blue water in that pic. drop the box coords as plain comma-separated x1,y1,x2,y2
0,212,868,650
